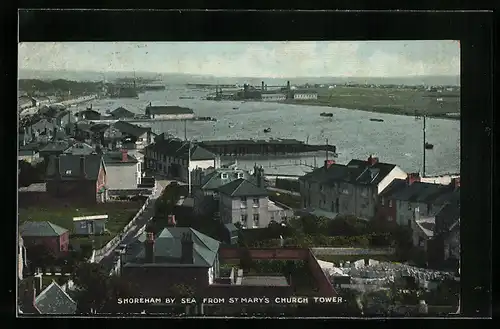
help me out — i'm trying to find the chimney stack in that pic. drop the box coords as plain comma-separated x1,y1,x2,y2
52,127,57,141
406,172,421,185
324,159,335,170
367,155,378,166
121,149,128,162
181,232,194,264
80,155,86,178
265,84,268,91
451,177,460,189
144,232,155,263
55,156,61,179
261,81,265,91
287,81,290,91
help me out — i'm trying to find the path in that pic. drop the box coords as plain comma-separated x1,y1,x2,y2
96,180,170,270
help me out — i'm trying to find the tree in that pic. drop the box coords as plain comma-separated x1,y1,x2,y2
25,244,57,271
239,249,254,273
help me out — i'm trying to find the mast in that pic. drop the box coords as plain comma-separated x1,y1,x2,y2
184,120,187,141
325,138,329,161
423,115,426,178
188,140,192,196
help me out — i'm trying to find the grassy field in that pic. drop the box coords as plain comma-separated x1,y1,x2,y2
19,202,143,249
285,86,460,119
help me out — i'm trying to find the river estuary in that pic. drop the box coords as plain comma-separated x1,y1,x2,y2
72,87,460,177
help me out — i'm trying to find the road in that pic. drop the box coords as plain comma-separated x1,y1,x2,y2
96,180,171,271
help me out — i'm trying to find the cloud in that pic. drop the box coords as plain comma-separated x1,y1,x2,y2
18,41,460,77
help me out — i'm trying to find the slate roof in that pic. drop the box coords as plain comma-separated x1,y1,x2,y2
112,121,150,137
64,143,95,155
30,119,55,132
300,159,397,187
217,178,268,197
146,139,216,161
89,123,110,133
127,227,220,267
20,221,68,237
103,151,138,164
200,169,253,190
381,179,459,204
146,105,194,116
77,109,100,117
111,107,135,118
39,141,71,153
46,154,104,181
34,281,77,314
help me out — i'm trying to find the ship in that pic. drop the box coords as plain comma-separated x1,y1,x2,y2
369,118,384,122
109,86,138,98
425,142,434,150
320,112,333,117
264,128,271,133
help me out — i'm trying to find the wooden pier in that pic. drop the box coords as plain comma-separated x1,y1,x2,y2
198,139,337,157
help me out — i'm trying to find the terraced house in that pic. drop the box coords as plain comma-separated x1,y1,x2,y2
144,134,220,181
299,156,407,220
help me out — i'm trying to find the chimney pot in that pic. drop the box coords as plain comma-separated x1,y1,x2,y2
80,156,86,178
121,149,128,162
406,173,421,185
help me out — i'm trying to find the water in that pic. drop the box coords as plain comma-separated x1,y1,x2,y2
74,87,460,176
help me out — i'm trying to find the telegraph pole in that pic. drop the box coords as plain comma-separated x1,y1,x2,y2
422,115,426,178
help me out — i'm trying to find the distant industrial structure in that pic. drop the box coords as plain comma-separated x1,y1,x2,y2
208,81,318,102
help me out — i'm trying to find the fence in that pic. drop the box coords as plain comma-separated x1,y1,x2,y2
92,194,154,260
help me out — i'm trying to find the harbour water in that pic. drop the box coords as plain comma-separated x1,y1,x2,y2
73,86,461,177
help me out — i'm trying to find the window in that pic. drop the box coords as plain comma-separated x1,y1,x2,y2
240,214,247,226
221,173,228,179
253,214,260,227
238,173,244,179
253,198,259,207
65,170,72,175
381,197,385,206
240,197,247,208
408,203,412,211
388,200,393,208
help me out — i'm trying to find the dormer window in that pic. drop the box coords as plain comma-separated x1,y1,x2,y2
65,170,72,175
221,173,228,179
237,173,244,179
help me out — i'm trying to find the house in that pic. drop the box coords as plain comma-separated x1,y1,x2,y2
52,109,75,129
19,235,27,280
20,279,77,314
73,215,108,235
18,145,40,163
378,174,460,226
217,170,289,229
64,142,96,156
45,154,108,203
39,140,72,161
410,207,435,252
144,135,220,182
292,90,318,100
102,150,142,190
261,92,287,102
121,228,221,295
192,167,255,216
110,107,135,119
19,221,70,255
76,109,101,121
145,104,195,120
427,202,460,268
29,118,55,138
299,156,407,220
107,121,154,150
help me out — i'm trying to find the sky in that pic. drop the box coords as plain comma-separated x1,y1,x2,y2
18,41,460,78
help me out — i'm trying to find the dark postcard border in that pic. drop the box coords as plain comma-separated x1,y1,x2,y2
10,10,493,320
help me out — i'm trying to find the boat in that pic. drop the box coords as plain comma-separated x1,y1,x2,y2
179,96,194,99
369,118,384,122
233,107,239,110
320,112,333,117
425,142,434,150
263,128,271,133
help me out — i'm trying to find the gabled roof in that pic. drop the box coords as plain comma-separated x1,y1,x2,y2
112,121,150,137
30,118,55,131
382,179,452,203
46,154,104,181
200,169,253,190
435,203,460,235
145,105,194,115
20,221,68,237
34,281,77,314
110,107,135,118
300,159,398,187
77,109,100,116
64,143,95,156
146,139,216,161
217,178,268,197
127,227,220,267
39,140,71,153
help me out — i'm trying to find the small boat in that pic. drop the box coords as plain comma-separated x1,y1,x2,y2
233,107,239,110
264,128,271,133
179,96,194,99
320,112,333,117
425,142,434,150
369,118,384,122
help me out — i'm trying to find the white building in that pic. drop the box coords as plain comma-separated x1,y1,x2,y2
299,156,407,220
144,134,220,182
103,150,142,190
145,105,195,120
292,90,318,100
261,93,287,102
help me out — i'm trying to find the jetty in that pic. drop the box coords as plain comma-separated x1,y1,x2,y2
198,139,337,157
